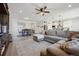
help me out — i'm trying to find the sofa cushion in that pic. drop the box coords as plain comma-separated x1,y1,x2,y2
60,39,79,55
57,30,68,38
47,29,56,36
45,35,66,40
47,46,69,56
44,35,67,44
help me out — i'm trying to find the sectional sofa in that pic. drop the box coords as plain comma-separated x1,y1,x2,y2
33,29,78,56
33,29,69,44
44,29,69,43
38,29,79,56
40,38,79,56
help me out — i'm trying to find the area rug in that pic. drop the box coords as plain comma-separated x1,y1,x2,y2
13,36,51,56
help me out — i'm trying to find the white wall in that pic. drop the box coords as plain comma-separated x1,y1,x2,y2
9,18,44,36
63,17,79,31
53,8,79,20
52,8,79,31
9,18,37,37
71,18,79,31
9,18,18,37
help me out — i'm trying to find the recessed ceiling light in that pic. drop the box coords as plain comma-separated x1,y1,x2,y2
19,10,23,13
68,5,72,7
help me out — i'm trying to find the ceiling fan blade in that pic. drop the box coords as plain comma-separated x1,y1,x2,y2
44,6,47,10
35,8,40,11
36,12,41,14
44,11,50,13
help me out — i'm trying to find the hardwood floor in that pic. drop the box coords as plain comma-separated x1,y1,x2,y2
5,42,18,56
5,36,51,56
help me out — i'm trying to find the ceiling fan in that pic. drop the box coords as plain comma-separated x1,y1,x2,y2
35,6,50,16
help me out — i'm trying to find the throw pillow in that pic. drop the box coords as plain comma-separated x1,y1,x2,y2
56,30,67,38
60,39,79,56
47,29,56,36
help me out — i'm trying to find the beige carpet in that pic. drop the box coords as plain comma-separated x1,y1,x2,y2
13,36,52,56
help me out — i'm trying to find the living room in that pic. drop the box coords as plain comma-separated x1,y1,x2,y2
0,3,79,56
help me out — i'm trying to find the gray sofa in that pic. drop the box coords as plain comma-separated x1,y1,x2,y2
40,39,69,56
40,38,79,56
44,29,69,43
33,29,69,44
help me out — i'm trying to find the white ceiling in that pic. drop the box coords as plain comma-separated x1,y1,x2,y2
8,3,79,21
